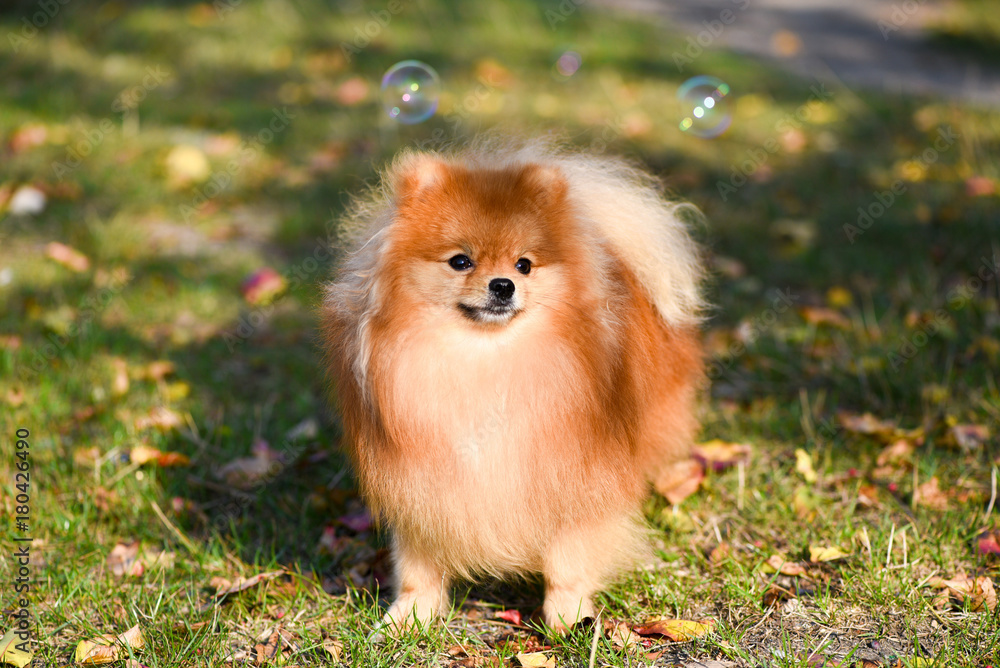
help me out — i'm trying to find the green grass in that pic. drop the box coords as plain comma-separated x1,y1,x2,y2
2,0,999,665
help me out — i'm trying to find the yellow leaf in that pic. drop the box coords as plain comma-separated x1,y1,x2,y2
75,624,145,665
794,448,817,483
517,651,556,667
809,545,849,562
130,444,162,466
633,618,715,641
0,628,33,668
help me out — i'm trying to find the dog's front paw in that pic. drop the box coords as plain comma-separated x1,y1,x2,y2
376,589,446,637
542,590,595,634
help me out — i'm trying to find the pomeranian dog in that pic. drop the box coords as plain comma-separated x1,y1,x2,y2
322,136,704,632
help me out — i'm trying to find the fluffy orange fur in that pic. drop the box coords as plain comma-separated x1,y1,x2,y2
322,138,704,632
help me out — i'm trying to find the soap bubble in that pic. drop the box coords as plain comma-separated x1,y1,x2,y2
677,75,731,138
380,60,441,124
552,50,582,81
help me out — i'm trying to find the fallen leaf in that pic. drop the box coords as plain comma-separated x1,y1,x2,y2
632,618,715,642
798,306,849,329
107,541,143,577
165,145,210,187
495,609,522,626
977,529,1000,556
654,458,704,505
694,440,751,471
214,569,285,599
323,640,343,662
134,406,183,431
0,627,33,668
335,76,370,106
129,444,190,467
216,439,283,488
795,448,818,483
837,411,896,437
876,439,915,468
73,446,102,467
251,627,281,663
111,358,130,396
949,423,990,451
241,267,286,305
762,554,807,576
516,652,555,667
5,387,25,406
142,360,176,381
610,621,640,650
808,545,849,562
75,624,145,664
709,542,730,565
914,476,949,511
928,574,997,612
45,241,90,272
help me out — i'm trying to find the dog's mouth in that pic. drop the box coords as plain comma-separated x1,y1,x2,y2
457,302,521,324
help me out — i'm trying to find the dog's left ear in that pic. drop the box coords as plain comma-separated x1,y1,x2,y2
519,164,568,204
393,153,449,200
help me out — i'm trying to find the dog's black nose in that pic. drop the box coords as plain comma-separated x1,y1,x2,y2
488,278,515,301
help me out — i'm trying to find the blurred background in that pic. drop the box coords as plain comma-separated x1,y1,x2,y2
0,0,998,659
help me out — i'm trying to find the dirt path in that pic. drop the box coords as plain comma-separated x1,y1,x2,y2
598,0,1000,107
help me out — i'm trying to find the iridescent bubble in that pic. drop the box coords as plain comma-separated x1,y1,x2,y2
380,60,441,124
677,75,731,139
552,50,582,81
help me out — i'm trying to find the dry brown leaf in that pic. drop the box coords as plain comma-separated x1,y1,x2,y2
762,554,806,576
949,423,990,451
45,241,90,272
632,618,715,642
107,541,143,578
709,542,730,565
74,624,145,664
142,360,176,381
216,439,283,489
799,306,849,329
914,476,949,510
214,570,285,598
111,358,130,397
928,574,997,611
876,439,915,468
654,458,704,505
134,406,183,432
323,640,343,662
837,411,897,437
610,621,640,650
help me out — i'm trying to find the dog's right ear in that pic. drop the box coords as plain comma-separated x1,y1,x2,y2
393,154,449,200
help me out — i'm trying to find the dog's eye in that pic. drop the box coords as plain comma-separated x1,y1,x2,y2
515,258,531,275
448,254,474,271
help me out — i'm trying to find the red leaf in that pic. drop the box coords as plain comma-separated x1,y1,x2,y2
495,609,522,625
